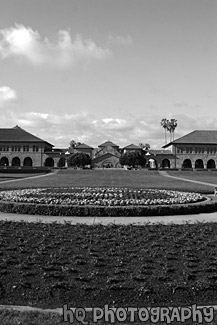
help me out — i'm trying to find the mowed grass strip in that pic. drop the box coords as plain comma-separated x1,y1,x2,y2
0,169,213,193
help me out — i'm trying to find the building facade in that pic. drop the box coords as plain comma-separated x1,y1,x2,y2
0,126,54,167
162,130,217,169
3,126,216,170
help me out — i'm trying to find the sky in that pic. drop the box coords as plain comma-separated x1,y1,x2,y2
0,0,217,149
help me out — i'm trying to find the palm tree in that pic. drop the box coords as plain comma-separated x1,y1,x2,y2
169,119,178,141
160,118,169,144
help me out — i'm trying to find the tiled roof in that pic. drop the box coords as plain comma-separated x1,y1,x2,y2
98,140,119,148
163,130,217,148
123,144,141,149
75,143,93,149
0,126,53,146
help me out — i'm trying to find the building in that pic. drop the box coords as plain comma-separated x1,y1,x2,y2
92,141,121,168
0,126,56,167
0,125,180,169
162,130,217,169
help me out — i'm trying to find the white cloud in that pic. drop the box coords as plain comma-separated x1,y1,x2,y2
0,86,17,106
0,24,112,67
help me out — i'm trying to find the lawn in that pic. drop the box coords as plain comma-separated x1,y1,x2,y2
0,173,46,182
1,221,217,309
167,170,217,185
0,170,217,324
0,169,214,193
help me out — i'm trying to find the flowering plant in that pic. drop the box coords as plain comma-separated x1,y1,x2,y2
0,187,204,206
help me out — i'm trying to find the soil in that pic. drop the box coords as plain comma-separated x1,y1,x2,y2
0,221,217,309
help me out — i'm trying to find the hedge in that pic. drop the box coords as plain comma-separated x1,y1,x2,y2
0,167,51,174
0,196,216,217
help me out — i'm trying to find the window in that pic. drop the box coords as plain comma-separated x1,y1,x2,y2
23,146,29,152
12,146,20,152
33,145,39,152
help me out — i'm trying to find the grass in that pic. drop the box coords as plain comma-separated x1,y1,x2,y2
167,170,217,185
0,173,46,182
0,308,216,325
0,169,214,193
1,221,217,324
0,169,217,324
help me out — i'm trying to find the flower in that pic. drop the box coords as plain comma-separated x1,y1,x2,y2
0,188,204,207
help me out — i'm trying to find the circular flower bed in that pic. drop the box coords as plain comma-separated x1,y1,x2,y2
0,187,204,206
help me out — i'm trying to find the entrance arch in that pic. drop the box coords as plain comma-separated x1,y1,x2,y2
23,157,33,167
207,159,216,169
148,159,157,169
195,159,204,169
162,159,170,169
58,157,66,168
12,157,20,167
102,161,113,168
45,157,54,167
182,159,192,169
0,157,9,166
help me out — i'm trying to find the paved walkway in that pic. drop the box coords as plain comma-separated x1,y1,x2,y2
0,210,217,224
0,169,59,184
159,170,217,187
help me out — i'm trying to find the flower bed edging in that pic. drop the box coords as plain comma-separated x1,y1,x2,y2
0,196,215,217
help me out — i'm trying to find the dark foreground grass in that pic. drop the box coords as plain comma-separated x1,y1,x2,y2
0,169,214,193
1,221,217,309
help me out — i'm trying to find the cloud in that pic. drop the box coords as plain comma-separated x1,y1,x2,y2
108,34,133,45
1,111,217,149
0,86,17,106
0,24,112,67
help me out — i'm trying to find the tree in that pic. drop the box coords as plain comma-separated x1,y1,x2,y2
161,118,178,143
169,119,178,141
68,152,92,168
139,143,150,152
160,118,169,144
69,140,81,148
120,151,146,168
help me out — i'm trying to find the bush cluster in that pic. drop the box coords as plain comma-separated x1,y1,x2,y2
0,197,215,216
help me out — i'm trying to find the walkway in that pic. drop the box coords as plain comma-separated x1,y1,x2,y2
0,169,59,184
0,210,217,224
159,170,217,187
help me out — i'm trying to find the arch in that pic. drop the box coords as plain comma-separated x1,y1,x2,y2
115,162,121,168
58,157,66,168
45,157,54,167
207,159,216,169
12,157,20,167
182,159,192,169
0,157,9,166
148,159,157,169
195,159,204,169
102,161,113,168
23,157,33,167
162,158,170,169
